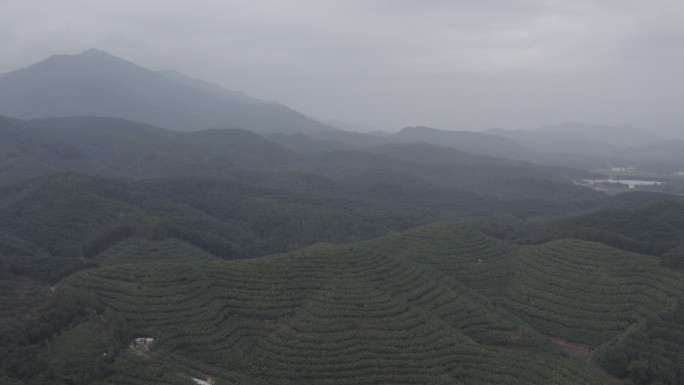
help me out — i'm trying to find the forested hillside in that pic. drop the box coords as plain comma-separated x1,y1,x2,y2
2,221,683,385
0,115,659,217
1,115,682,385
488,198,684,263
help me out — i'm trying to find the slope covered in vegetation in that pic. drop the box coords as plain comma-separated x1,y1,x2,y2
1,115,683,385
3,221,682,385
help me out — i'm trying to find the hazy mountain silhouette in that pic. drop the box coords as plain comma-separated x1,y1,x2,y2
393,126,534,160
321,118,388,133
0,49,336,134
485,128,620,157
535,121,658,147
619,140,684,171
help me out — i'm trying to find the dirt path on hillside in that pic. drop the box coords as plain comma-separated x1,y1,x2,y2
551,337,625,384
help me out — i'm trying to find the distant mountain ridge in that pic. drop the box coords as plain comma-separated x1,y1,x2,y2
1,114,625,217
321,118,388,133
392,126,535,161
483,123,684,170
0,49,336,134
535,121,658,147
485,128,620,157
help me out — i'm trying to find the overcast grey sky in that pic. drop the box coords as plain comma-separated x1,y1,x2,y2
2,0,684,134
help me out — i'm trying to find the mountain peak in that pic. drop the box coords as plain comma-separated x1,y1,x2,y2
28,48,139,76
79,48,113,57
0,50,334,134
42,48,122,64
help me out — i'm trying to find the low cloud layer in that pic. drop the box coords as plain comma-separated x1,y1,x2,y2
2,0,684,134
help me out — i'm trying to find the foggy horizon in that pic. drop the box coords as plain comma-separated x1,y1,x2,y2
2,1,684,136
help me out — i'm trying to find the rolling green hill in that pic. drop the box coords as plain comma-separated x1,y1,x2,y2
57,229,602,385
501,197,684,260
362,224,684,345
1,115,683,385
4,222,681,385
0,169,669,280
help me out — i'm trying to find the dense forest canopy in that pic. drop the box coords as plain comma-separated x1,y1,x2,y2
2,114,684,384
